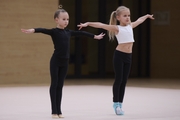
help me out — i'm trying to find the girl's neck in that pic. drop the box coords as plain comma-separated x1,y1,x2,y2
56,25,65,29
120,23,128,26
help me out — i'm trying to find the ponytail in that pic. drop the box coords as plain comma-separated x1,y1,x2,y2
108,6,129,40
108,11,117,40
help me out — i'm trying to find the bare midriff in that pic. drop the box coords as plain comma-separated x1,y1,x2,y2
116,42,133,53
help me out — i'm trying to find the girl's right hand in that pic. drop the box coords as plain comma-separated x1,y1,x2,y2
21,28,35,33
77,23,88,30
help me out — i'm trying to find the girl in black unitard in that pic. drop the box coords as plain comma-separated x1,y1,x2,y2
21,5,105,118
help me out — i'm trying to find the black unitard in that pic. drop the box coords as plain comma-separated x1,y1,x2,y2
34,28,95,114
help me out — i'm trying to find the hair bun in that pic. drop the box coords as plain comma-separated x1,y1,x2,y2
58,5,63,9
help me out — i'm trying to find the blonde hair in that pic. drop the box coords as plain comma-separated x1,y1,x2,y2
108,6,129,40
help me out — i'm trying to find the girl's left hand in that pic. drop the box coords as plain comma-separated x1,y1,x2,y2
94,33,105,40
148,14,155,20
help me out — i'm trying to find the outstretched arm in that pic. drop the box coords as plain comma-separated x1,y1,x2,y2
21,28,35,33
70,30,105,40
77,22,118,33
21,28,52,35
131,14,154,28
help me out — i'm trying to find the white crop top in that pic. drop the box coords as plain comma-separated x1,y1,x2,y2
115,25,134,44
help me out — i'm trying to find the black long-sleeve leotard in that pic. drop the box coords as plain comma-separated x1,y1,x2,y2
34,28,95,114
34,28,95,59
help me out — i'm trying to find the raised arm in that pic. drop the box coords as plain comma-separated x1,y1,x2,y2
131,14,154,28
77,22,118,33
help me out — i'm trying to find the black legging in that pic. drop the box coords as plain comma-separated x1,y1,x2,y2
49,56,68,114
113,50,132,102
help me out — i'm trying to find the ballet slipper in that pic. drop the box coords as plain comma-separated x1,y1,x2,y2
58,114,64,118
52,114,59,119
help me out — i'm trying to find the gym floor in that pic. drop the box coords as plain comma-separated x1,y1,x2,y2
0,78,180,120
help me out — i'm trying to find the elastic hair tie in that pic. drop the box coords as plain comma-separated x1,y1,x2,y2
58,5,63,9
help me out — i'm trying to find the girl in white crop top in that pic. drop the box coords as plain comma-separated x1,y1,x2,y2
116,24,134,44
78,6,154,115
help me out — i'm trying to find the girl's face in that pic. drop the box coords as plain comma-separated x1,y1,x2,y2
55,12,69,29
117,9,131,26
